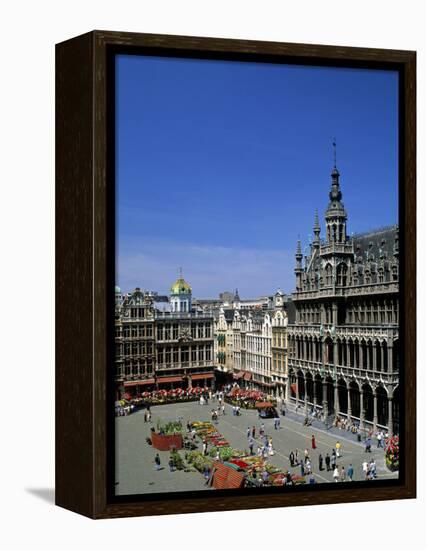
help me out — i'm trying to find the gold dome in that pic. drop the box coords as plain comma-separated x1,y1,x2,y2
170,277,192,295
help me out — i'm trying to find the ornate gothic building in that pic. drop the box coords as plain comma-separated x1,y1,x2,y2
287,164,399,435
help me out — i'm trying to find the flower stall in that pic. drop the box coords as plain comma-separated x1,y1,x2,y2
385,435,399,471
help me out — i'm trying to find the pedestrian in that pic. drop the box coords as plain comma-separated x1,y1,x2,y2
300,461,305,476
365,437,372,453
305,459,312,475
333,466,339,482
144,410,147,422
340,465,346,482
376,431,382,448
325,453,331,471
336,440,342,458
247,427,251,438
347,464,354,481
260,423,265,437
248,437,254,456
370,459,377,478
331,453,336,470
276,417,281,429
362,460,369,480
319,454,324,471
289,451,295,467
304,448,310,461
222,404,225,415
202,441,207,456
154,453,161,471
295,449,300,465
311,434,317,449
168,456,174,472
252,426,256,438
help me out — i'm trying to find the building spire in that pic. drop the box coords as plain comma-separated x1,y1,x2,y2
313,209,320,246
333,137,337,168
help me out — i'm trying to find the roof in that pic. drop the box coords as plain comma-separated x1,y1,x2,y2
170,277,192,295
352,225,398,262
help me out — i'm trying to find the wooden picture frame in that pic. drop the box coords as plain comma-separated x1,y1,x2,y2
56,30,416,519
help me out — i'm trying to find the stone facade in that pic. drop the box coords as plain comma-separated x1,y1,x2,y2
115,277,215,397
287,165,399,435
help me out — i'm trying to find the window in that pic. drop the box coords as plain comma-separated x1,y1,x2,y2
172,324,179,340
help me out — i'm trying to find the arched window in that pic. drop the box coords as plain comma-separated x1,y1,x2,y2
325,264,333,286
337,263,347,286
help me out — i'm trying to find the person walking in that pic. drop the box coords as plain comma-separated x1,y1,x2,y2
247,427,251,438
289,451,295,467
370,459,377,479
311,435,317,449
252,426,256,438
260,423,265,437
300,461,305,476
168,456,174,472
318,453,324,471
347,463,354,481
325,453,331,472
336,441,342,458
154,453,161,471
362,460,369,480
333,466,339,482
340,465,346,482
248,437,254,456
330,452,336,470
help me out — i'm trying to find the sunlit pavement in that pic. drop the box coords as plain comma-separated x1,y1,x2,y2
115,401,397,496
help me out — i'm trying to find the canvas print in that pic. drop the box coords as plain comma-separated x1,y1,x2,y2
114,55,400,496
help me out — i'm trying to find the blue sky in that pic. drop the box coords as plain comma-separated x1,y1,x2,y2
116,54,398,298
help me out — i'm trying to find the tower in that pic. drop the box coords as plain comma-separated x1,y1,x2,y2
325,149,347,244
294,238,303,291
170,269,192,313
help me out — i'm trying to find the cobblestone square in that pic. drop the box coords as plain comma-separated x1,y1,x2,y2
115,400,396,496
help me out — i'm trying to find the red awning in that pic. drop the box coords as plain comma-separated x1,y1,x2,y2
124,379,155,387
243,372,252,381
191,373,214,380
157,376,183,384
255,401,274,408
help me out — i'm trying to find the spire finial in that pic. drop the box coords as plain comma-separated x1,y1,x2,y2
333,138,337,168
179,266,183,278
314,209,320,230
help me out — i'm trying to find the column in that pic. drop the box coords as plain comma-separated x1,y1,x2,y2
322,382,328,419
313,379,318,406
373,391,378,432
387,342,393,375
295,378,299,408
304,374,308,414
360,389,365,431
373,343,377,371
388,397,393,436
346,342,351,368
332,341,337,366
380,343,385,372
347,387,352,419
334,382,339,416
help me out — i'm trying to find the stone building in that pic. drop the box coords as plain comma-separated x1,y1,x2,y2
271,301,289,399
155,275,215,389
115,287,156,398
287,164,399,434
115,275,215,397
